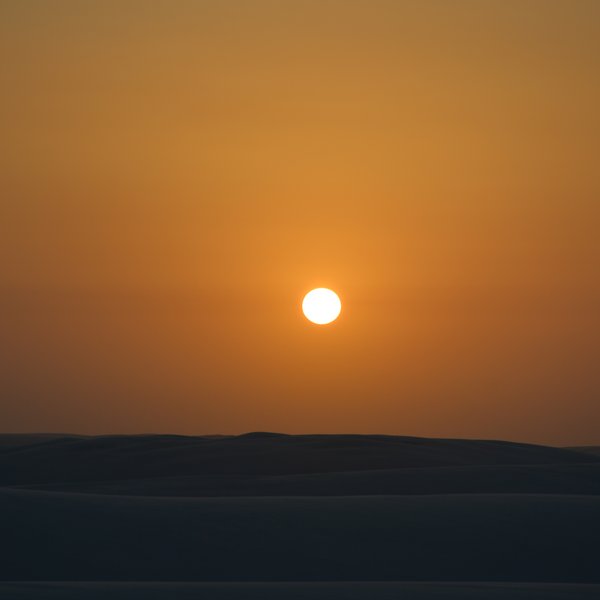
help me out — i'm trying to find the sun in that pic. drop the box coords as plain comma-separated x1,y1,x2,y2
302,288,342,325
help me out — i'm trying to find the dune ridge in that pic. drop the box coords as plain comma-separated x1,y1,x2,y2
1,433,595,490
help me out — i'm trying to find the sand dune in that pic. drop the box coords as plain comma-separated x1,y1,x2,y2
20,463,600,497
1,488,599,583
1,433,595,489
2,433,598,596
0,433,87,449
569,446,600,458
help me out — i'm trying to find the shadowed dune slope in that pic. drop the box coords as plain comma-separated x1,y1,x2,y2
1,582,600,600
0,433,596,489
1,488,599,583
23,463,600,497
569,446,600,457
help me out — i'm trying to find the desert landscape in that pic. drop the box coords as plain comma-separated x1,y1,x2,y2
2,1,599,597
1,433,600,598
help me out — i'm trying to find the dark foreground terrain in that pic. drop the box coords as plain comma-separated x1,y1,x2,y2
1,433,599,599
2,582,600,600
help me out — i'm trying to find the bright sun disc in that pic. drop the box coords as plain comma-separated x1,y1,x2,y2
302,288,342,325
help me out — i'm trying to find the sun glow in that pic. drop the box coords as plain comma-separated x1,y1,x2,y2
302,288,342,325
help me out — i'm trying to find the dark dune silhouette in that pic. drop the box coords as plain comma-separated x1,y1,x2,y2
0,433,87,449
2,433,599,599
1,432,595,489
569,446,600,458
23,462,600,497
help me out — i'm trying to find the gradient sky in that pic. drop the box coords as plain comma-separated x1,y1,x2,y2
1,1,599,444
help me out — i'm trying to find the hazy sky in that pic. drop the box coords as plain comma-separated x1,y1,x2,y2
1,1,599,444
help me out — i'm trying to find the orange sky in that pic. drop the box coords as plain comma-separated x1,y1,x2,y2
1,1,599,444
